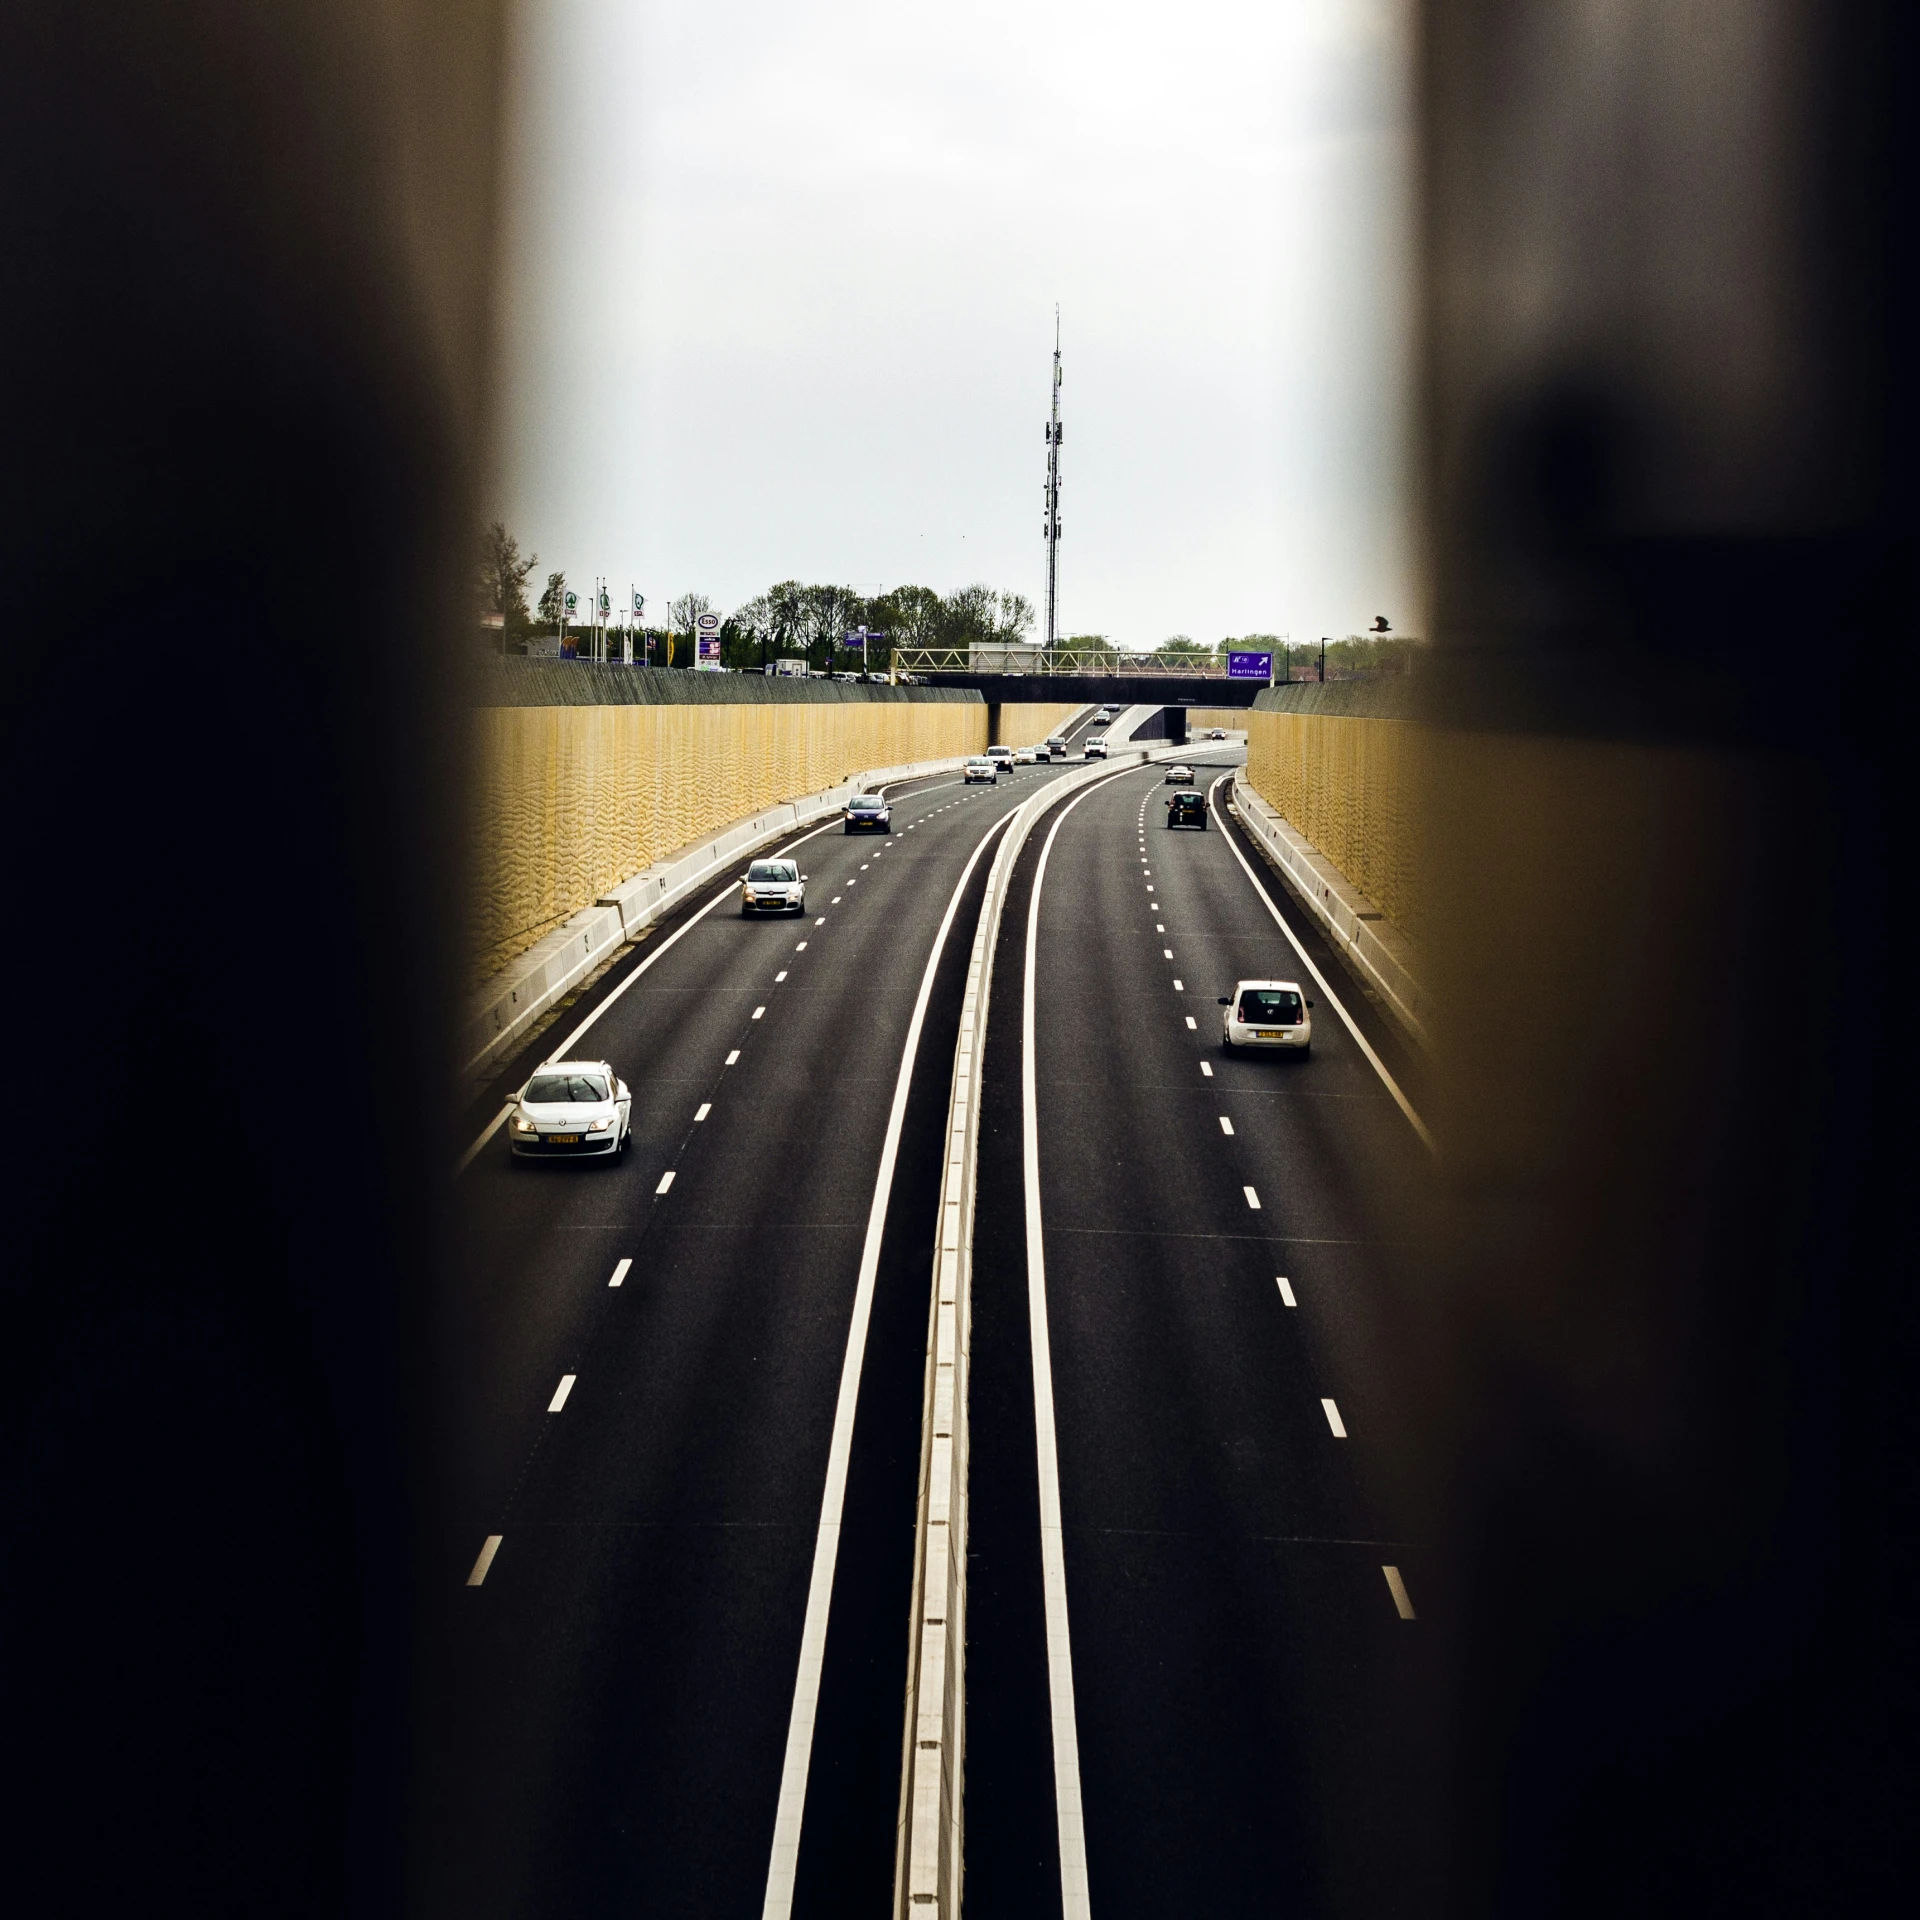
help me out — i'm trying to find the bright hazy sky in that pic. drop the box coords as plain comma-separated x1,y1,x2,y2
497,0,1413,648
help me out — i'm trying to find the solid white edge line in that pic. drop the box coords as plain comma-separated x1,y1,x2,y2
1207,774,1436,1154
609,1258,632,1288
1383,1565,1417,1620
760,800,1020,1920
1024,782,1116,1920
467,1535,502,1586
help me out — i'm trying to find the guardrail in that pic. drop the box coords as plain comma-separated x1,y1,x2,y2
893,740,1187,1915
895,646,1243,680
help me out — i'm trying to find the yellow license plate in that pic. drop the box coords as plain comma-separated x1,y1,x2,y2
1257,1030,1283,1040
547,1133,581,1145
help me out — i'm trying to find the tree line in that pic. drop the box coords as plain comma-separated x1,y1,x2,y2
479,523,1035,672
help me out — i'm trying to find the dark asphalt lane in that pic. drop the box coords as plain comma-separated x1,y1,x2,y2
421,761,1064,1918
967,754,1446,1917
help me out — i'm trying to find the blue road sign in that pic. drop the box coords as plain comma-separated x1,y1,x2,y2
1227,650,1273,680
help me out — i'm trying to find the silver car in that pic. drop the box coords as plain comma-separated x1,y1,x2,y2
964,757,998,783
510,1060,633,1159
741,857,806,915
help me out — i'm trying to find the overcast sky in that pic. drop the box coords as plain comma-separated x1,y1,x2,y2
497,0,1414,648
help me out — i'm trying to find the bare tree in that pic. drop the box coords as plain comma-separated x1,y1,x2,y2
668,592,715,665
478,522,537,647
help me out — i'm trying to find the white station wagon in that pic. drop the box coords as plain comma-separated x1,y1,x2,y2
1219,980,1314,1054
510,1060,633,1160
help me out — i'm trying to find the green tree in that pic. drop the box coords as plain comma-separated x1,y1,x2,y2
1154,633,1209,659
536,570,568,628
479,522,537,648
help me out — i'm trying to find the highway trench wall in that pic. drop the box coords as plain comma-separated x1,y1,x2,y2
471,664,986,980
987,701,1084,751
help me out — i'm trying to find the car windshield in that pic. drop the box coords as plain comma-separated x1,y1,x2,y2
1238,990,1302,1024
526,1072,610,1103
1172,795,1203,812
748,862,796,882
849,797,881,811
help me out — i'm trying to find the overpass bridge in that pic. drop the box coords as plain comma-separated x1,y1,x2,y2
905,670,1265,707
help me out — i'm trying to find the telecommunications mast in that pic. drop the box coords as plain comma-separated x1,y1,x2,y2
1043,308,1062,651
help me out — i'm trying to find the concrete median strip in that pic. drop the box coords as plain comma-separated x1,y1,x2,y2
895,745,1185,1919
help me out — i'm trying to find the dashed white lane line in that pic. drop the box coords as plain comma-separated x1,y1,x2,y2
775,970,788,982
831,896,842,905
1383,1566,1417,1619
548,1374,576,1413
1276,1275,1296,1307
815,916,826,926
1321,1398,1347,1438
1244,1185,1261,1209
1219,1115,1235,1136
695,1103,711,1122
752,1006,766,1020
609,1258,632,1288
656,1170,676,1195
1185,1016,1197,1030
1173,978,1184,991
1163,947,1173,958
1146,885,1155,893
796,941,808,951
467,1536,502,1586
1156,922,1165,932
1200,1061,1214,1078
726,1049,741,1066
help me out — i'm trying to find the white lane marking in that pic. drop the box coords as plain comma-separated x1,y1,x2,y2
796,941,808,951
1276,1275,1295,1307
1146,885,1155,893
1208,774,1435,1153
1172,979,1184,992
656,1170,676,1195
752,1006,766,1020
1219,1115,1234,1136
467,1536,502,1586
816,916,826,925
610,1258,632,1288
1383,1565,1416,1620
831,896,842,905
548,1373,576,1412
775,970,788,982
1321,1398,1347,1437
1200,1061,1214,1078
1021,785,1102,1920
1244,1186,1261,1209
695,1103,711,1122
1184,1016,1196,1030
848,879,857,885
726,1049,741,1065
1156,922,1165,932
761,802,1019,1920
1163,948,1173,959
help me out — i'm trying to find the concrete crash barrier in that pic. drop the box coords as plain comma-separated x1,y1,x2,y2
462,754,977,1090
1228,778,1429,1047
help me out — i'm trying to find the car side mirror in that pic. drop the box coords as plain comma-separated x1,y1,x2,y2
801,875,809,882
1306,999,1316,1008
1217,997,1231,1006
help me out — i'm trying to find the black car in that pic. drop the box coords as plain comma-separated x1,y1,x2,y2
1166,790,1207,829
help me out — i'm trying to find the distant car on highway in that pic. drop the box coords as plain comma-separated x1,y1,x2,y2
1013,746,1039,765
741,857,806,914
964,757,998,783
1206,726,1227,740
1043,735,1067,758
1165,790,1207,829
1163,764,1195,784
1218,980,1314,1054
987,745,1015,768
510,1060,632,1160
1084,735,1109,758
843,793,892,834
1097,704,1119,721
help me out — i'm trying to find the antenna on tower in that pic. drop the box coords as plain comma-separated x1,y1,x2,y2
1043,306,1062,652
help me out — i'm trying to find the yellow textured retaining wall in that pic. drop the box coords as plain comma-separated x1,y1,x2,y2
472,699,986,980
1187,708,1248,733
1242,709,1424,945
992,702,1085,750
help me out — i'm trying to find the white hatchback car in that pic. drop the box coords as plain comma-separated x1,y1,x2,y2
1218,980,1314,1054
741,858,806,915
510,1060,633,1159
1084,735,1109,758
964,757,998,784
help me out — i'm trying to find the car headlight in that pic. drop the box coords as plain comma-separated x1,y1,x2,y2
512,1113,536,1133
587,1115,615,1134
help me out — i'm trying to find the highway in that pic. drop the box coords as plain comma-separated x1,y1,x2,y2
425,724,1443,1915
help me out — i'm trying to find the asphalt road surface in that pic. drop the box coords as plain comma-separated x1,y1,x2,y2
423,734,1441,1916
